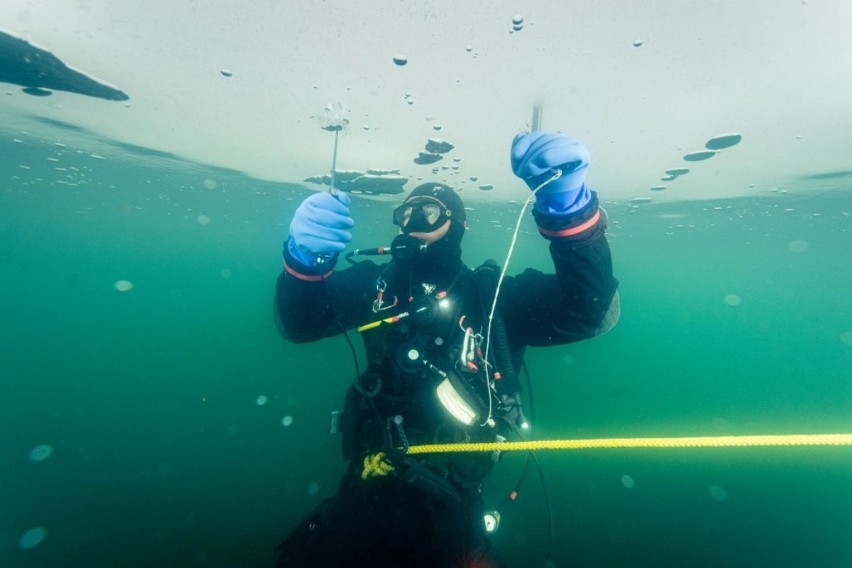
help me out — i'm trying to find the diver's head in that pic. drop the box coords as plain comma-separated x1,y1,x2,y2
393,182,466,241
391,183,466,268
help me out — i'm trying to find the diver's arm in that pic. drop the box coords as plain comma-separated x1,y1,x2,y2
274,191,378,343
274,253,380,343
541,188,618,325
505,132,619,347
500,191,619,347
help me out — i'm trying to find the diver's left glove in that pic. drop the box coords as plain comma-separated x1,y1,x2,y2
286,191,354,267
510,131,591,215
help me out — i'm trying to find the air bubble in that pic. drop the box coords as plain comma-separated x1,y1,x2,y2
665,168,690,176
307,482,320,496
787,240,808,253
723,294,742,307
709,485,728,501
392,55,408,66
28,444,54,462
705,133,742,150
282,415,294,426
18,527,47,550
196,214,211,226
114,280,134,292
256,395,268,406
621,474,635,489
202,178,217,190
683,150,716,162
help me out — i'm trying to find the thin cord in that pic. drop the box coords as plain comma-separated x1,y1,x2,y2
482,168,562,424
528,450,554,564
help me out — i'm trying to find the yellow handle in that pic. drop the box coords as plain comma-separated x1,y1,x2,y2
356,319,385,332
356,311,408,333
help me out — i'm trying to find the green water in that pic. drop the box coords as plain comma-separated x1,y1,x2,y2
1,132,850,567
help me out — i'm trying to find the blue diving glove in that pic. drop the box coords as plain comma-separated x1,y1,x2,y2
287,191,354,266
510,132,591,215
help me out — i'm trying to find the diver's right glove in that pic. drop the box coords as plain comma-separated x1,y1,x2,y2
286,191,354,266
510,131,591,215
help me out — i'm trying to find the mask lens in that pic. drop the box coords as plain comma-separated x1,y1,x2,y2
421,203,442,225
393,199,447,232
394,206,414,228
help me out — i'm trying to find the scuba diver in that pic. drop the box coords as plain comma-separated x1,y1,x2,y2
272,131,620,567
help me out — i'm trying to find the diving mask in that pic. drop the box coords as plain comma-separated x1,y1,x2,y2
393,196,452,234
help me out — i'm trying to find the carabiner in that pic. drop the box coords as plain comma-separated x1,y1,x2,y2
372,277,398,313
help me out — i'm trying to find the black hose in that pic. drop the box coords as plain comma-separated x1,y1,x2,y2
489,310,522,395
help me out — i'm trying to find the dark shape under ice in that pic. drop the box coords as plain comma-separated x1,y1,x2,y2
0,29,128,101
425,138,454,154
414,152,443,165
304,169,407,195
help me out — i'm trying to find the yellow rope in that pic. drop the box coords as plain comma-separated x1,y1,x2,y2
404,433,852,455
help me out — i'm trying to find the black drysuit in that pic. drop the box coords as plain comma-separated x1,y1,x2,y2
272,194,618,567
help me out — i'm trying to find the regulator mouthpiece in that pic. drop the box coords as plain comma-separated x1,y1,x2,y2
390,233,428,263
